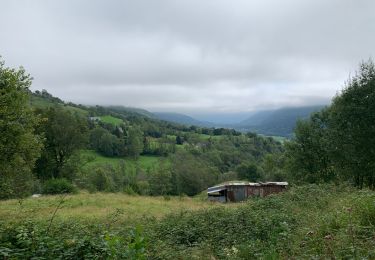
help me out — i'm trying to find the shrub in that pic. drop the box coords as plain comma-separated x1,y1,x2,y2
0,221,146,259
76,164,138,193
42,178,77,194
0,172,35,199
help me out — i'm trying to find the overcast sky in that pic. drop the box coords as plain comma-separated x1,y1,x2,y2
1,0,374,116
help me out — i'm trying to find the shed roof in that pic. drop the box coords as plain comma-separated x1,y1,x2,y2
207,181,288,193
260,182,289,186
207,185,226,194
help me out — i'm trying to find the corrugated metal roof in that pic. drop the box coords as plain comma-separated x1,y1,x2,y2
207,181,288,193
207,185,226,194
222,181,260,186
260,182,289,186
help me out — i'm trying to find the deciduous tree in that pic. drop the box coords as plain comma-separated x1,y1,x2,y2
35,107,88,179
329,60,375,188
0,59,43,198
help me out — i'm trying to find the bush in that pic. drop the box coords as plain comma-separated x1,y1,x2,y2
76,166,114,192
0,171,36,199
76,164,140,193
0,221,146,259
42,178,77,194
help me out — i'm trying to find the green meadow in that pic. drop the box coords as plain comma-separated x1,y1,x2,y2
80,150,163,173
99,115,124,126
0,192,222,225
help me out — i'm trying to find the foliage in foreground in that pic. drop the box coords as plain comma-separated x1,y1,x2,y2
0,59,43,199
0,221,146,259
147,185,375,259
0,185,374,259
42,178,77,195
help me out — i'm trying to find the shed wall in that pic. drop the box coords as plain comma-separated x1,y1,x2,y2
261,185,286,197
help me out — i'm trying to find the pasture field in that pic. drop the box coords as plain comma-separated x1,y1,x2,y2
199,134,225,140
0,192,222,226
0,185,374,259
257,133,287,143
268,135,287,143
80,150,163,172
99,115,124,126
30,95,89,116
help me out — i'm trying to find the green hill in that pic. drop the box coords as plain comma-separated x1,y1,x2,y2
30,94,88,117
236,105,326,137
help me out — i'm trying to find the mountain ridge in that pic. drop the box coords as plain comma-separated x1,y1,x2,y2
235,105,326,137
153,105,326,137
153,112,215,127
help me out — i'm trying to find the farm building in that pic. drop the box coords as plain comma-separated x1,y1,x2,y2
207,181,288,202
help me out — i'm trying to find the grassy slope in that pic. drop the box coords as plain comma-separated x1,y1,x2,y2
99,115,123,126
269,135,287,143
0,185,373,258
30,95,88,117
0,192,224,226
258,134,287,143
81,150,163,172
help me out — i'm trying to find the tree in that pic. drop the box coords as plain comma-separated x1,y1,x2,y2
0,59,43,198
261,153,286,181
329,60,375,188
126,126,144,158
236,162,261,181
35,107,88,180
285,109,334,183
98,132,121,157
171,151,219,196
176,135,184,145
285,60,375,189
89,127,108,150
148,162,173,195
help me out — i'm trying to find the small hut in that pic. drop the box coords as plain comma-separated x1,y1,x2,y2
207,181,288,202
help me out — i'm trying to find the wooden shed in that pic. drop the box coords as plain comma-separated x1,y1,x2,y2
207,181,288,202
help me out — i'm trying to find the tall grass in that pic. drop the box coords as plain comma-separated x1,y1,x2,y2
0,192,221,225
0,185,374,259
147,184,375,259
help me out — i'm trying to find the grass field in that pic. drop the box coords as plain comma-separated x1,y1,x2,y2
81,150,163,172
99,115,123,126
0,192,222,225
269,135,287,143
1,185,374,259
257,134,287,143
30,96,88,117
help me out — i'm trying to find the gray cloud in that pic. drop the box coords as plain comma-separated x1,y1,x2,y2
1,0,374,113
